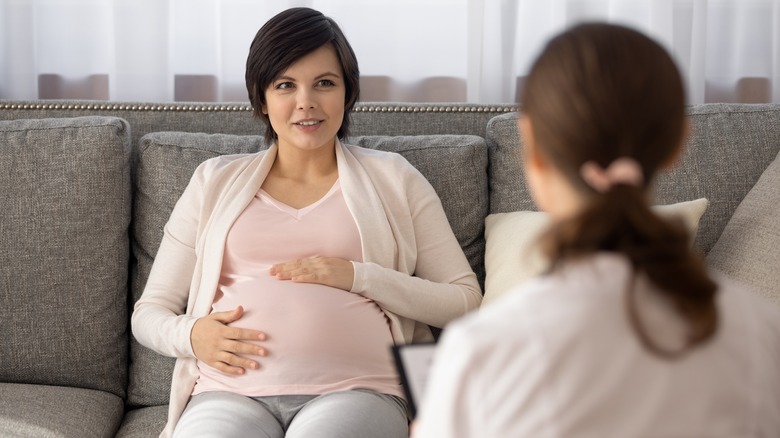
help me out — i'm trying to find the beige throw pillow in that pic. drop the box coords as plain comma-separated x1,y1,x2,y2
483,198,709,307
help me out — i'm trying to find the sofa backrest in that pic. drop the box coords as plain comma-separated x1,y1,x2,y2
0,101,516,151
486,104,780,255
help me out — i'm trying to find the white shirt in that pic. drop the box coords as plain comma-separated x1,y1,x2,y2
414,253,780,438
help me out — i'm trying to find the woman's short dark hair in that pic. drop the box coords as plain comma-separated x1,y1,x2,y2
246,7,360,144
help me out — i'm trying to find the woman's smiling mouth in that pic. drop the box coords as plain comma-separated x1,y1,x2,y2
294,119,322,126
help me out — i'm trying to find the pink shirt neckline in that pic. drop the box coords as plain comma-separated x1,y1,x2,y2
257,179,341,219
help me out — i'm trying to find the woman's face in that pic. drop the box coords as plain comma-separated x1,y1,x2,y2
262,44,346,153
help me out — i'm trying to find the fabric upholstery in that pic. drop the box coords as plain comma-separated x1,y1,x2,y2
485,112,534,214
0,102,513,155
347,135,489,287
129,132,488,407
0,382,124,438
115,405,169,438
486,105,780,255
0,116,131,398
707,151,780,305
666,105,780,254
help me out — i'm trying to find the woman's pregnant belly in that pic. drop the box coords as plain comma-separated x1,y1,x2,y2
193,270,400,397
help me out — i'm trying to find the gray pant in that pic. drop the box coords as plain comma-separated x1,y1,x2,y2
173,390,409,438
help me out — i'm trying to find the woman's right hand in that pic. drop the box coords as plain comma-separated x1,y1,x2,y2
190,305,268,375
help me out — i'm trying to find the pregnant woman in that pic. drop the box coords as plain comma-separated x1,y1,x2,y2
131,7,481,438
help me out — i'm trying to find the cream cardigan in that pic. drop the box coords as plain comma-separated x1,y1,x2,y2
132,140,482,437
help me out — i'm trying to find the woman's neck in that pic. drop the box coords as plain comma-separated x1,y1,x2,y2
261,139,339,209
271,138,338,183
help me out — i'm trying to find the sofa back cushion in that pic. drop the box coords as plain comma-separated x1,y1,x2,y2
707,150,780,303
0,116,131,398
129,132,263,407
486,104,780,255
347,135,489,284
129,132,488,407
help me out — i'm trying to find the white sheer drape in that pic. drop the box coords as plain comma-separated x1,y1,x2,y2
472,0,780,104
1,0,778,104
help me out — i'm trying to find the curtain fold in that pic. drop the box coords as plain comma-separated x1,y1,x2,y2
1,0,778,104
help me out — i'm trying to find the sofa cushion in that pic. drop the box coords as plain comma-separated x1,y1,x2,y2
115,405,169,438
348,135,489,286
0,382,124,438
486,113,534,214
130,132,488,407
486,105,780,255
483,199,709,307
0,117,131,398
707,150,780,305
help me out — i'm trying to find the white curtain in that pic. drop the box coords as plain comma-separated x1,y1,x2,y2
1,0,778,104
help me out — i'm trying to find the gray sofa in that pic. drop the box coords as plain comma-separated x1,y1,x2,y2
1,100,778,437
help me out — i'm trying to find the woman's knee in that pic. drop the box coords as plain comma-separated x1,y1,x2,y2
173,391,283,438
287,390,409,438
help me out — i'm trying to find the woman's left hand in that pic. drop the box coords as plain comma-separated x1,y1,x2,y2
269,257,354,291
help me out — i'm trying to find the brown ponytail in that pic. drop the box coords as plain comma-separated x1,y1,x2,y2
521,23,718,357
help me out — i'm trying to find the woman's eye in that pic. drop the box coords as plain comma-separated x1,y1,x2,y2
275,82,293,90
318,79,335,87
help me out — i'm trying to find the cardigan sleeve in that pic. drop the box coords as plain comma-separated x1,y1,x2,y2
131,164,206,359
349,157,482,329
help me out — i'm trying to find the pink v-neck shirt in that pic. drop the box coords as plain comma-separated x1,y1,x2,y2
192,181,401,397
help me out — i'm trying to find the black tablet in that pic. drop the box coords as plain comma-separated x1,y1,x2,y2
390,342,437,419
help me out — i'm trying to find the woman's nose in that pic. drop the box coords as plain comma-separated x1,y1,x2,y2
296,88,316,110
